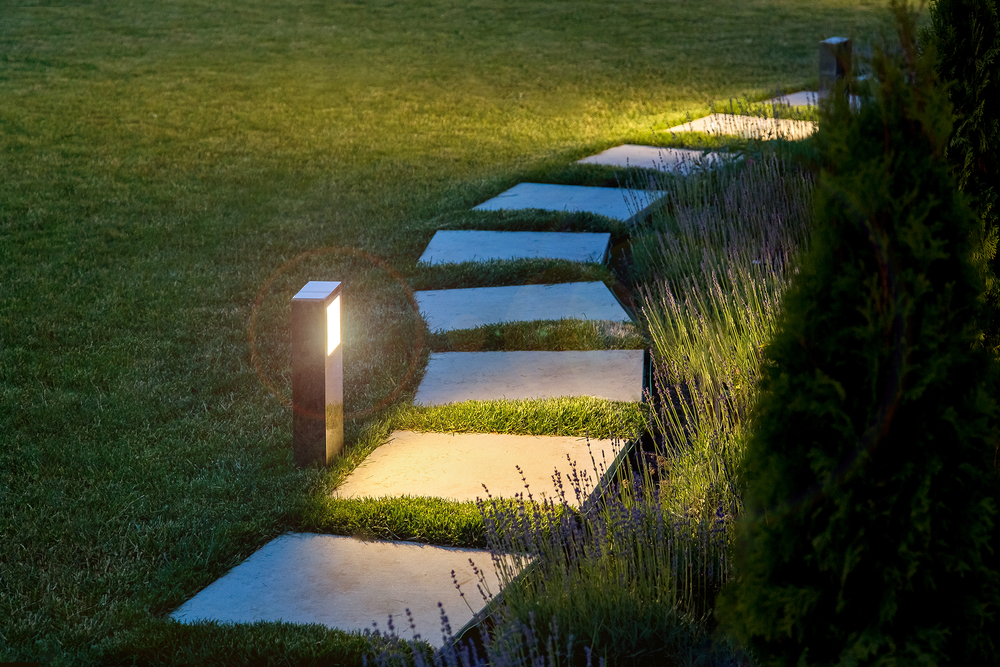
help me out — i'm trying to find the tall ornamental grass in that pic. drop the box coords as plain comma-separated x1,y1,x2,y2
634,150,815,520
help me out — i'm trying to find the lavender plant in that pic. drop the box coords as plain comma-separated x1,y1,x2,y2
369,447,742,667
473,449,739,666
633,150,814,521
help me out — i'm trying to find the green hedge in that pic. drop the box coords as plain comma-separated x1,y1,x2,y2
717,5,1000,665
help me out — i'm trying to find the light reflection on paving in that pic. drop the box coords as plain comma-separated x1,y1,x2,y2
170,533,514,648
334,430,620,505
415,282,630,332
472,182,664,224
418,230,610,265
414,350,645,405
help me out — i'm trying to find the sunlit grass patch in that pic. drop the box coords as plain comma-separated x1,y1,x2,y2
394,396,647,440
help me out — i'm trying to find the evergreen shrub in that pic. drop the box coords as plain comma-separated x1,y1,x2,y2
716,5,1000,665
927,0,1000,350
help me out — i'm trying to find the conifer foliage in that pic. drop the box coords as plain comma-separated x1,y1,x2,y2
716,5,1000,665
927,0,1000,351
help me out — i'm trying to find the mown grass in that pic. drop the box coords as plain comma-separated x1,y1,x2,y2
1,0,887,663
393,397,648,440
427,319,644,353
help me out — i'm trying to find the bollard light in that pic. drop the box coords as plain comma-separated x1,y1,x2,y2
819,37,852,103
291,281,343,467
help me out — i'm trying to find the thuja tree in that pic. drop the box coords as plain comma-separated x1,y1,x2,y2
927,0,1000,350
715,5,1000,666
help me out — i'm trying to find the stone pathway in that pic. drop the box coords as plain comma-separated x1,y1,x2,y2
172,96,810,643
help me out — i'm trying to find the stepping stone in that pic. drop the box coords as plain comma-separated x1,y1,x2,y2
418,230,610,265
762,90,818,107
171,533,509,648
471,182,664,224
761,90,860,110
577,144,722,173
334,430,622,505
413,350,645,406
666,113,817,141
415,281,630,332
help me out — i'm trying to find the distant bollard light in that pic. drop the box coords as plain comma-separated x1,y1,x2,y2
291,281,343,467
819,37,852,102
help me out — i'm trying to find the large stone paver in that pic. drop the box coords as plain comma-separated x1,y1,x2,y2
413,350,645,405
334,430,621,505
762,90,861,110
762,90,818,108
472,183,663,224
170,533,510,647
415,281,630,332
577,144,722,173
418,230,610,265
666,113,817,140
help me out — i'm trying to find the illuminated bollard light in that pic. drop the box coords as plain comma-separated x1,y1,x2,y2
291,281,343,467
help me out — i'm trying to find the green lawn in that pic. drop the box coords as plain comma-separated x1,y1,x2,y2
1,1,887,664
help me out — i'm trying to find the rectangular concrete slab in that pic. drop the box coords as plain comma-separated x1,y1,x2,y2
577,144,723,173
413,350,645,405
762,90,818,108
666,113,817,141
418,230,610,265
472,182,664,224
334,430,622,505
762,90,860,110
415,281,631,332
171,533,511,648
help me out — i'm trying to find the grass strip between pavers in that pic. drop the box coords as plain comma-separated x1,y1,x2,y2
393,396,647,440
427,319,645,353
302,496,487,547
411,257,623,291
419,207,630,238
300,495,572,549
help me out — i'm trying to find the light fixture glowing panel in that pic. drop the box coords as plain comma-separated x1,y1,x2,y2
327,295,341,355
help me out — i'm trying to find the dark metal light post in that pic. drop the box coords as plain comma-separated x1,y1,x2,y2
291,281,343,466
819,37,852,103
